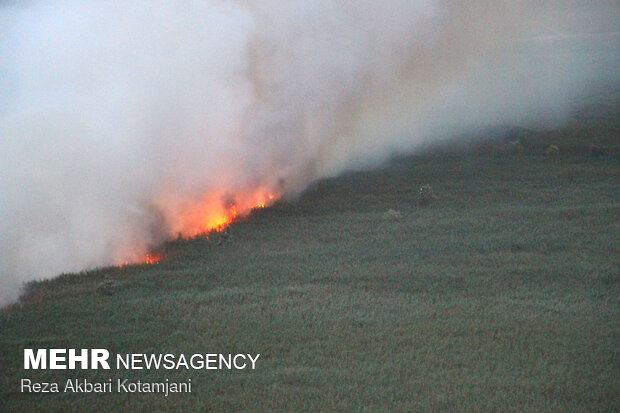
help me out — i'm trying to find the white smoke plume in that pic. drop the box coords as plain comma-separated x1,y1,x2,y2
1,0,618,304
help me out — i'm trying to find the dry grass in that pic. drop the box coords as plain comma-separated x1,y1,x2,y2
1,90,619,412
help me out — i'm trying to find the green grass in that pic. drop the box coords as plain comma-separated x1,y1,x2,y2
1,91,619,411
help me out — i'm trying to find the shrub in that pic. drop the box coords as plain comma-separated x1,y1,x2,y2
382,209,402,220
544,144,560,156
418,184,437,206
97,274,119,296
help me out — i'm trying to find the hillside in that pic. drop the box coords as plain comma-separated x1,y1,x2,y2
1,89,619,412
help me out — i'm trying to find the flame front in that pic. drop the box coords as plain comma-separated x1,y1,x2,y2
202,203,238,232
118,188,279,267
144,253,161,265
177,189,278,237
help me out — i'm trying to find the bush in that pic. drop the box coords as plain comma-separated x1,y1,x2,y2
382,209,402,220
544,145,560,156
97,274,119,296
418,184,437,206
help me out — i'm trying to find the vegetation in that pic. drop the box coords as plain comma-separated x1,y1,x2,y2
1,89,618,411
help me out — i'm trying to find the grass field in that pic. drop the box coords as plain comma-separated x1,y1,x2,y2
1,90,619,412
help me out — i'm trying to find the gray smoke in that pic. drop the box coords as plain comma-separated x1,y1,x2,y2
1,0,618,304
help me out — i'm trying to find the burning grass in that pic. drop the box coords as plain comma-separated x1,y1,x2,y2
1,92,619,411
117,191,279,267
173,190,278,237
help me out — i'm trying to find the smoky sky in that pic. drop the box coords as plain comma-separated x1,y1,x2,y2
1,0,618,304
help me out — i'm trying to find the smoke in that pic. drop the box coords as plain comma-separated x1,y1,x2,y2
1,0,618,304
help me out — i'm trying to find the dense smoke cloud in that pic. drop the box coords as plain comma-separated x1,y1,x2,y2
1,0,618,304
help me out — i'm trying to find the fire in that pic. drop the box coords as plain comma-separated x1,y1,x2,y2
118,189,279,268
199,202,239,232
119,252,161,267
144,253,161,265
254,193,275,209
175,189,279,236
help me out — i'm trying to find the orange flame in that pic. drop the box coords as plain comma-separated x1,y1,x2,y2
117,189,279,267
176,189,279,237
145,253,161,265
119,252,161,267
